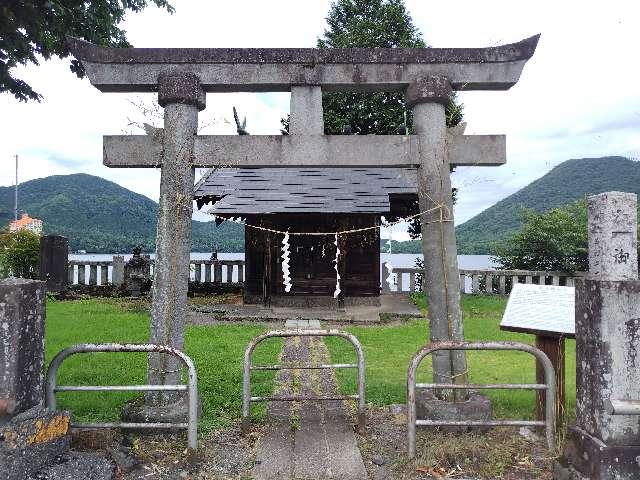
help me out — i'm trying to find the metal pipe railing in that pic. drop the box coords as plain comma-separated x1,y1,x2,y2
406,341,556,458
45,343,199,451
242,329,366,434
606,399,640,415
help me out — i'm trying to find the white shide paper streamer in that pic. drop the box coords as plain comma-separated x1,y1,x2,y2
333,233,341,298
382,217,396,289
385,262,395,290
281,232,292,292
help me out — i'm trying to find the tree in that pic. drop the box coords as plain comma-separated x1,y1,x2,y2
311,0,463,252
318,0,463,135
1,0,174,102
0,230,41,279
280,0,463,136
312,0,465,292
491,201,590,273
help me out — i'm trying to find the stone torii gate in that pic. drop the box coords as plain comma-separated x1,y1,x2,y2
67,35,539,411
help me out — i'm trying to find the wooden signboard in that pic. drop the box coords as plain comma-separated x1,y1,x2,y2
500,283,575,429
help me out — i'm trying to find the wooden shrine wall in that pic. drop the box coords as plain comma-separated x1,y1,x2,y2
243,213,380,300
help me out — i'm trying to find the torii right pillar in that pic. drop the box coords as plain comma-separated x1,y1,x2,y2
558,191,640,480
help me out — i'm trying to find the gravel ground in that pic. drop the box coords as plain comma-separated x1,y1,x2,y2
71,425,262,480
69,403,555,480
355,405,555,480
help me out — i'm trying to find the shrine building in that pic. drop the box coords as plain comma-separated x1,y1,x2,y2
194,167,417,306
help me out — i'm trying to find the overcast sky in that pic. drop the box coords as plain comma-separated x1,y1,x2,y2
1,0,639,241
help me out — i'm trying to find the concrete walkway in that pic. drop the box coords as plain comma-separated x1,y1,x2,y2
251,321,367,480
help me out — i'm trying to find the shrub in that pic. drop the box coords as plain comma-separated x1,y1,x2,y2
491,201,589,273
0,230,40,279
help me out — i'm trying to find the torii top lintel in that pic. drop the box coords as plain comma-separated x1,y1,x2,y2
67,35,539,93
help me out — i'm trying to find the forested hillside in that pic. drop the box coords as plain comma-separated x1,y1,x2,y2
0,174,244,253
456,156,640,253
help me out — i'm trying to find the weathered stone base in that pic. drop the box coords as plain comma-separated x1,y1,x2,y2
554,460,589,480
188,281,242,296
558,426,640,480
416,389,492,432
28,451,116,480
121,395,200,434
244,294,381,308
0,406,71,480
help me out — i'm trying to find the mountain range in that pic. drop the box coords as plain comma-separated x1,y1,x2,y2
2,156,637,254
0,174,244,253
455,156,640,253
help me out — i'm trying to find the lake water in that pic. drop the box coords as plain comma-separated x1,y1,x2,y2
69,252,496,270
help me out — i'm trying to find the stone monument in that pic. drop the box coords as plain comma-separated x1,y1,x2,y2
39,235,68,293
112,255,125,287
0,278,71,479
66,35,539,418
557,191,640,480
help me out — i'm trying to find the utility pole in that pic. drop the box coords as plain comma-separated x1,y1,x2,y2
14,154,18,221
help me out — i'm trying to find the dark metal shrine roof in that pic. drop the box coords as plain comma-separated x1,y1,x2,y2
194,168,417,214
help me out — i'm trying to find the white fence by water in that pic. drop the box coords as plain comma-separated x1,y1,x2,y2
381,263,582,295
68,258,245,286
67,257,580,295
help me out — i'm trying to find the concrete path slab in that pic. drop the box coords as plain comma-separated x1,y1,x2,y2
251,325,367,480
251,382,293,480
284,319,322,329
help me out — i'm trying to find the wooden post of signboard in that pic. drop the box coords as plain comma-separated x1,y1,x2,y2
535,334,566,431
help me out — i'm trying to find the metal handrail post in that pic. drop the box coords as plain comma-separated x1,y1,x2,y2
407,341,555,458
45,343,199,451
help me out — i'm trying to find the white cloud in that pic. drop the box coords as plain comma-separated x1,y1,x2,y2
1,0,639,231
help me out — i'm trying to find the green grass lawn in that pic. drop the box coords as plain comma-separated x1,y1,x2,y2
45,294,575,436
45,298,281,433
326,293,576,422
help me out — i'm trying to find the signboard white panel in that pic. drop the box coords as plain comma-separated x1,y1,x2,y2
500,283,575,337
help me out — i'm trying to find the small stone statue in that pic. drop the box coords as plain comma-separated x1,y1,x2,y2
124,245,151,297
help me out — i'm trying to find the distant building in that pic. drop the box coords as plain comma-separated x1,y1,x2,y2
9,213,43,235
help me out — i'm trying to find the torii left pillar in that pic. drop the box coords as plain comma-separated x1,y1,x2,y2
407,77,468,397
147,73,205,407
